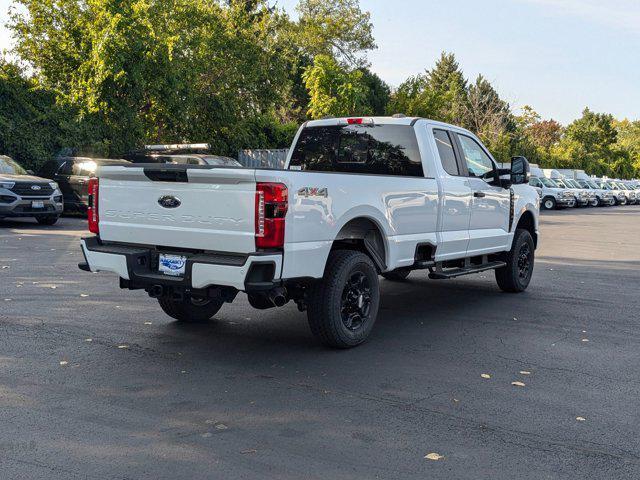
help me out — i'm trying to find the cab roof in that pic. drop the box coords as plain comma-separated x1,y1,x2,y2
304,116,470,130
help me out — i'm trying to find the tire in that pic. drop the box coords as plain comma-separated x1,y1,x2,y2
381,268,411,281
542,197,556,210
36,215,59,225
307,250,380,349
495,229,535,293
158,296,223,322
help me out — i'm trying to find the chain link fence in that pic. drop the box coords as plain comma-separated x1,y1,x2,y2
237,149,289,169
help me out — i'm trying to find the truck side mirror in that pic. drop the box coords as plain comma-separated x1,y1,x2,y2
510,156,530,185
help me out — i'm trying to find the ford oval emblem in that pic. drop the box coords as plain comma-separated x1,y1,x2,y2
31,185,42,191
158,195,181,209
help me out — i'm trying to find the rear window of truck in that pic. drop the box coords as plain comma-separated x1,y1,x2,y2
289,124,424,177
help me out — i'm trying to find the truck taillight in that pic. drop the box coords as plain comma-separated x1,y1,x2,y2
87,177,99,234
255,182,288,249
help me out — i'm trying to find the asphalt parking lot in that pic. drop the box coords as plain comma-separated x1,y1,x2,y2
1,208,639,480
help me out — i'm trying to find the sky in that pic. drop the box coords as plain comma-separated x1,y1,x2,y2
1,0,638,124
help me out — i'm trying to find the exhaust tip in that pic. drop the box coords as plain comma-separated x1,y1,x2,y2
268,287,288,308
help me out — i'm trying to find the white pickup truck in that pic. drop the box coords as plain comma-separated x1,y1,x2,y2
79,117,540,348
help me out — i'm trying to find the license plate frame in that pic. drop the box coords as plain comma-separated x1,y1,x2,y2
158,254,187,277
32,200,44,209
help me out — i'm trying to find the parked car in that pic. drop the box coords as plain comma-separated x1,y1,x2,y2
0,155,63,225
598,180,627,206
564,178,597,207
553,177,589,207
529,176,576,209
614,182,637,205
124,144,243,167
38,157,130,212
576,179,614,206
79,116,539,348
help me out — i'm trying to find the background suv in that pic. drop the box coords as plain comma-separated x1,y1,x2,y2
0,155,63,225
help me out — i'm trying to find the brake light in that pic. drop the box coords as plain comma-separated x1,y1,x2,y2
87,177,99,234
255,182,288,249
347,118,364,125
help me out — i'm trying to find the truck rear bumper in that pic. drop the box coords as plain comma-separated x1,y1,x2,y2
80,237,282,291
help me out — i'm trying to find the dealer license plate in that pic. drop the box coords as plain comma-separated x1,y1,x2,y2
158,254,187,277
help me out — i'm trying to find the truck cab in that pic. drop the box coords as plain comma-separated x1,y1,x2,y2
79,117,539,348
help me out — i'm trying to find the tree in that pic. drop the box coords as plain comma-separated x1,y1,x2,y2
551,108,630,176
387,74,439,118
615,119,640,176
358,68,390,115
9,0,295,157
427,52,468,125
0,61,86,168
527,119,563,151
302,54,370,119
295,0,376,67
387,52,469,126
464,75,511,145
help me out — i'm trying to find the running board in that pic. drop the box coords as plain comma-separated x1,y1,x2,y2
428,261,506,280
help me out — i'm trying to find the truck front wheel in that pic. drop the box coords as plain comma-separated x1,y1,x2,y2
542,197,556,210
495,229,535,293
307,250,380,348
158,296,223,322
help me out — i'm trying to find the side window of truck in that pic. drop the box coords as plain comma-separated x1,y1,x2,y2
433,129,459,176
530,177,542,188
456,134,496,180
58,161,73,176
290,125,424,177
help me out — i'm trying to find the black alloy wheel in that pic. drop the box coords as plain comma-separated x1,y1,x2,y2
340,271,372,332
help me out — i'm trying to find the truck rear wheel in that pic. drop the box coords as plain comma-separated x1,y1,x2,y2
158,296,223,322
495,229,535,293
307,250,380,348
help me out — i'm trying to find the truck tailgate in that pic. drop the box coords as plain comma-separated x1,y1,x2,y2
97,165,257,253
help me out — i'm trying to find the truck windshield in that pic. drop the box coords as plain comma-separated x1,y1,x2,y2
587,181,600,189
540,177,557,188
0,156,28,175
554,179,568,188
289,124,424,177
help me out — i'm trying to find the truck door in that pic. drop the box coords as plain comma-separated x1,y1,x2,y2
54,161,76,206
431,128,472,260
453,133,510,255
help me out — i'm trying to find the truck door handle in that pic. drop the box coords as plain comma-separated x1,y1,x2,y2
473,191,486,198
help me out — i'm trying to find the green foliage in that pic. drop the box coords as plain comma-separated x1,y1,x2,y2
9,0,295,159
359,68,390,116
302,54,370,119
295,0,376,66
549,108,639,177
0,61,80,169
